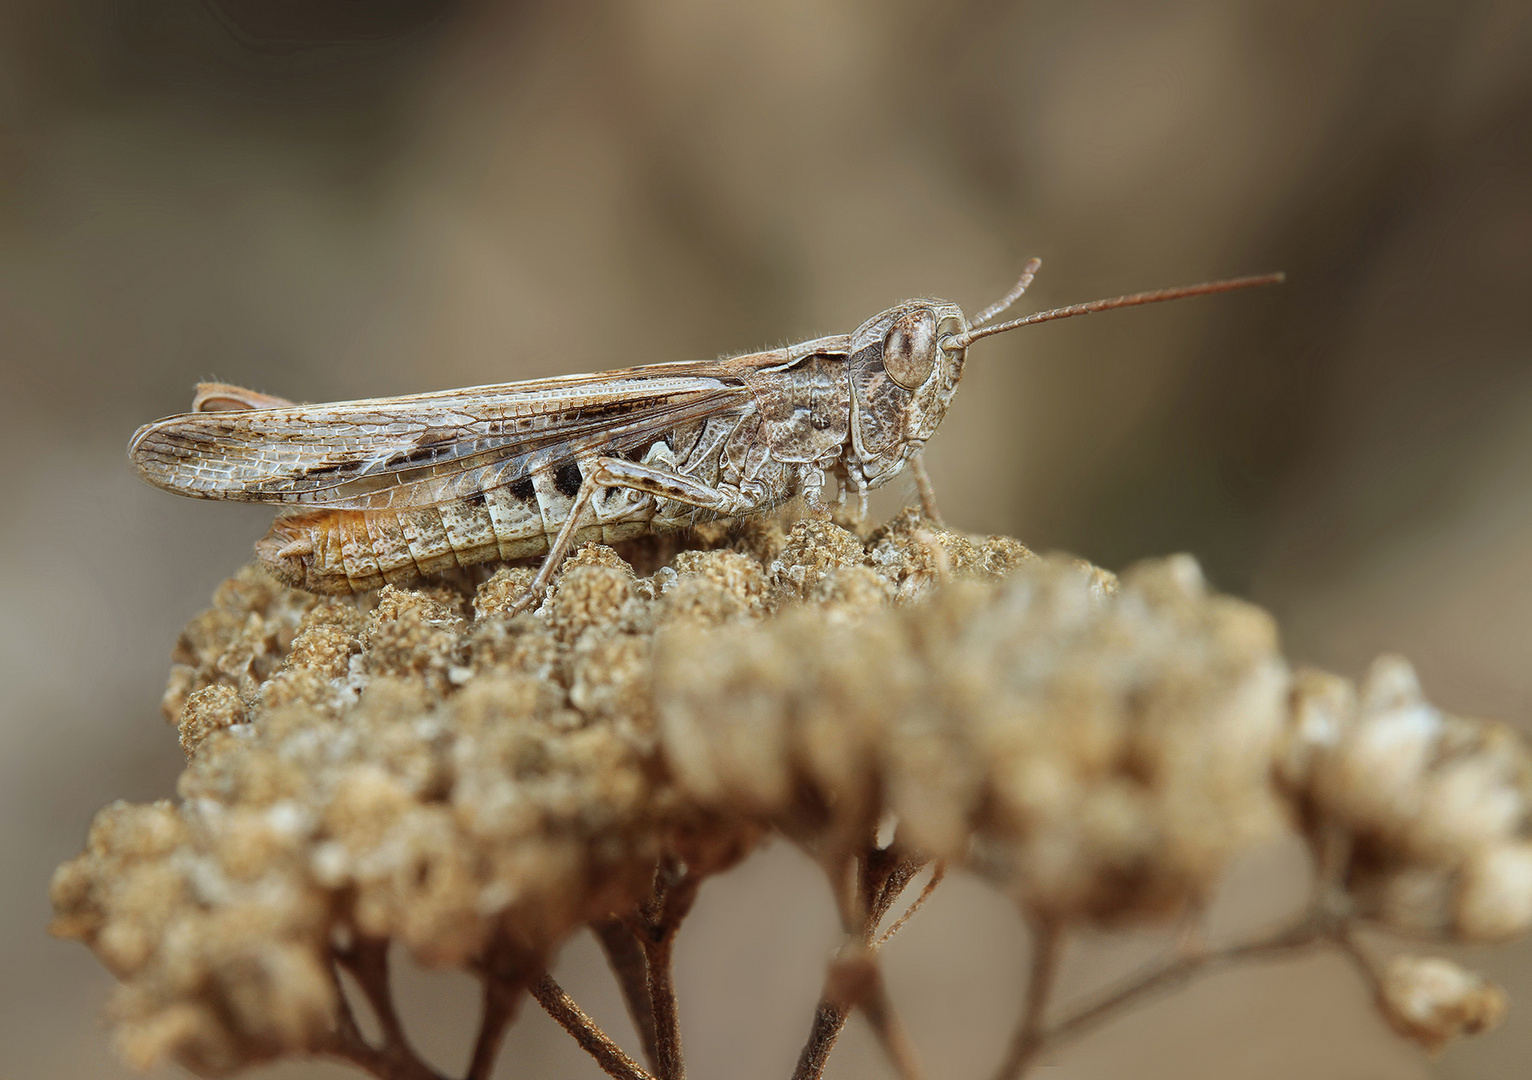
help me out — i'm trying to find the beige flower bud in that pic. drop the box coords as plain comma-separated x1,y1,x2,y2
1376,955,1506,1053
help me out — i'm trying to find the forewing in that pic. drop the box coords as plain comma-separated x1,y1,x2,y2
129,361,756,510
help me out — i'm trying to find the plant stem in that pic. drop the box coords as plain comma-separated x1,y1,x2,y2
877,863,946,947
791,842,939,1080
336,938,413,1053
531,972,655,1080
464,963,522,1080
593,917,661,1069
1334,927,1387,1000
547,861,698,1080
633,859,698,1080
991,914,1331,1080
858,961,929,1080
323,942,448,1080
791,999,849,1080
990,919,1061,1080
644,932,686,1080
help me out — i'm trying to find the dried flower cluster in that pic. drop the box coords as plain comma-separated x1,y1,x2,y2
1282,662,1532,942
659,549,1289,926
51,511,1532,1079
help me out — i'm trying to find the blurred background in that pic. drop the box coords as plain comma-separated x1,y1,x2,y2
3,1,1530,1077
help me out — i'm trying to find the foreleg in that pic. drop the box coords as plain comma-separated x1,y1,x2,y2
907,451,946,528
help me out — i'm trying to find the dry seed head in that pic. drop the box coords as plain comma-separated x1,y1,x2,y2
50,514,1532,1072
1376,955,1507,1054
657,549,1294,923
1283,656,1532,941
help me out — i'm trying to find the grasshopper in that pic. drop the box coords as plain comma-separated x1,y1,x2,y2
130,260,1280,612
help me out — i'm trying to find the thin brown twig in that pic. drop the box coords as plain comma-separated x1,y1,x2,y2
853,836,928,940
322,944,447,1080
794,951,871,1080
550,862,699,1080
990,918,1062,1080
991,913,1333,1080
593,917,660,1069
790,999,848,1080
1048,917,1327,1049
322,1024,409,1080
877,863,947,947
634,858,701,1080
464,952,525,1080
643,933,684,1080
335,938,412,1053
871,856,930,931
319,958,389,1077
530,972,656,1080
858,961,929,1080
791,841,940,1080
853,842,897,929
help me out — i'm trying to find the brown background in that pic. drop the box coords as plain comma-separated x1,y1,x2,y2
3,2,1530,1077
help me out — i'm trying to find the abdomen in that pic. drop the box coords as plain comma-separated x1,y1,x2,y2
255,478,654,594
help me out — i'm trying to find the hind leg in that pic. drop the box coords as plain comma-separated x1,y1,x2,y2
505,457,739,615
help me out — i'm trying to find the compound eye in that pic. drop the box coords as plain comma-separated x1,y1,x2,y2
883,309,937,389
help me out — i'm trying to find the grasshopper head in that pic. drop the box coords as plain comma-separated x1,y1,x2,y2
844,261,1284,493
846,298,968,484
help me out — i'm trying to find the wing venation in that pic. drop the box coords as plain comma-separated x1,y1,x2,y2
129,364,757,510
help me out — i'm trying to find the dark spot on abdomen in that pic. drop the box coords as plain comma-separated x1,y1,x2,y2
509,475,536,502
465,490,487,507
554,460,584,498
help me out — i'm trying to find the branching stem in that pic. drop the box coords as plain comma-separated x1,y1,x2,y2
465,944,527,1080
531,973,655,1080
534,860,698,1080
991,911,1335,1080
336,938,412,1053
322,940,447,1080
643,933,684,1080
858,962,929,1080
792,839,940,1080
992,917,1061,1078
877,863,946,947
593,917,661,1069
633,858,700,1080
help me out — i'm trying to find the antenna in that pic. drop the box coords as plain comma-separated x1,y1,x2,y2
970,256,1042,327
950,268,1285,350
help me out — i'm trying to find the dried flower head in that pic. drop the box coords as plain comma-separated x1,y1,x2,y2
1376,955,1507,1054
1281,659,1532,942
658,552,1289,924
51,512,1530,1079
